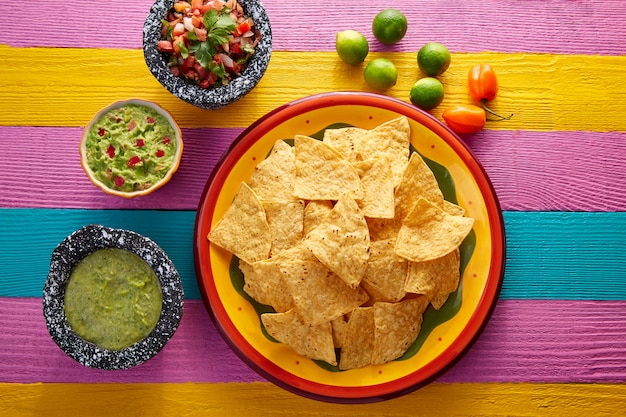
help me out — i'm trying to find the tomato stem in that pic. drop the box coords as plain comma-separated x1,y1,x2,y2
481,99,513,121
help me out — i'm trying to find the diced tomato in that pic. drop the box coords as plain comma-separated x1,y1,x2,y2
136,139,145,147
191,0,203,11
194,27,207,42
162,137,171,145
235,20,250,37
191,14,203,28
156,149,165,158
230,42,242,55
98,127,107,137
214,0,226,11
182,55,196,69
146,117,155,124
114,176,125,187
127,120,137,131
127,155,142,167
194,62,206,78
106,144,115,158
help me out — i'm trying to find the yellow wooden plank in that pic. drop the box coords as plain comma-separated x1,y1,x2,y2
1,44,625,131
1,382,625,416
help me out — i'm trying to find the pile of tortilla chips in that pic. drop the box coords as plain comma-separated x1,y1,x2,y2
208,116,474,370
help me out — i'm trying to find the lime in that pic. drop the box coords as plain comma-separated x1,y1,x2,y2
364,58,398,91
335,30,369,65
372,9,408,45
417,42,451,76
409,77,445,110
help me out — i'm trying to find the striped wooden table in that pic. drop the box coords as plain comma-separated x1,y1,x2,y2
1,0,625,415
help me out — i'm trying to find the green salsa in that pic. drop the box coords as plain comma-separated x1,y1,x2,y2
64,248,163,350
84,103,178,193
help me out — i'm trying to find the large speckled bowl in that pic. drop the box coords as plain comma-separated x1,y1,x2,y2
143,0,272,110
43,224,184,370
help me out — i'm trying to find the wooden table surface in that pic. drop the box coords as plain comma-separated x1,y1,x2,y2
1,0,625,415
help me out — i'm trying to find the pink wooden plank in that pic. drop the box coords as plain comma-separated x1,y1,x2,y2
0,0,625,55
1,298,625,384
0,126,241,210
1,126,625,211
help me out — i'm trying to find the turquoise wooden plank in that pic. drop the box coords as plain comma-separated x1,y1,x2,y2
0,208,201,299
0,209,625,300
502,211,626,300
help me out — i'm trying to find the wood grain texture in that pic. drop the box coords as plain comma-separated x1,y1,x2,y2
1,298,625,384
1,209,625,300
1,126,625,211
1,381,625,416
1,0,625,56
0,126,243,210
1,46,625,132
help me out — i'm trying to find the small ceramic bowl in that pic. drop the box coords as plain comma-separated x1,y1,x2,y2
80,99,183,198
142,0,272,110
43,224,184,370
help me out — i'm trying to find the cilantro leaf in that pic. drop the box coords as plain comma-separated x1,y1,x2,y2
215,15,236,33
177,41,189,59
203,9,218,30
195,42,213,68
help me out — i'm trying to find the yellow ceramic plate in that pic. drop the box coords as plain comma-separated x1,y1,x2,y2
194,92,505,403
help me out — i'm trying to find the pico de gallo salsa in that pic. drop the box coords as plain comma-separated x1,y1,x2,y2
158,0,261,89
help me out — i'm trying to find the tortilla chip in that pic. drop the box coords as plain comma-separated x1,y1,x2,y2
353,158,395,219
240,259,294,312
366,216,402,242
358,116,411,187
271,241,318,263
247,139,296,202
279,259,369,325
322,126,367,162
395,197,474,262
395,152,444,222
405,249,460,310
304,195,370,288
331,315,349,348
303,200,334,235
371,297,429,365
294,135,363,200
263,200,305,257
339,307,375,370
261,310,337,366
207,182,271,264
443,200,466,216
360,239,408,303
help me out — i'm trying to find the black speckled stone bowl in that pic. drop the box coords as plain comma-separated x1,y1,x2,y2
143,0,272,110
43,224,184,370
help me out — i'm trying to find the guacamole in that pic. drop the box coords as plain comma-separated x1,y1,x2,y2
64,248,163,350
84,104,178,193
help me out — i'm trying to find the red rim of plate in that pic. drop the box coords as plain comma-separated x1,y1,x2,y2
193,92,506,403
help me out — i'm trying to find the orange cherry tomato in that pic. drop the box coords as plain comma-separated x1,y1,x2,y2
442,105,486,134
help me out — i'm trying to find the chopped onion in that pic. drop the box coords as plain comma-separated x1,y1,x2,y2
183,17,194,32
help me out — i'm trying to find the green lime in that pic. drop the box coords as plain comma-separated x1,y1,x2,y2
363,58,398,91
372,9,408,45
417,42,451,76
409,77,445,110
335,30,369,65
